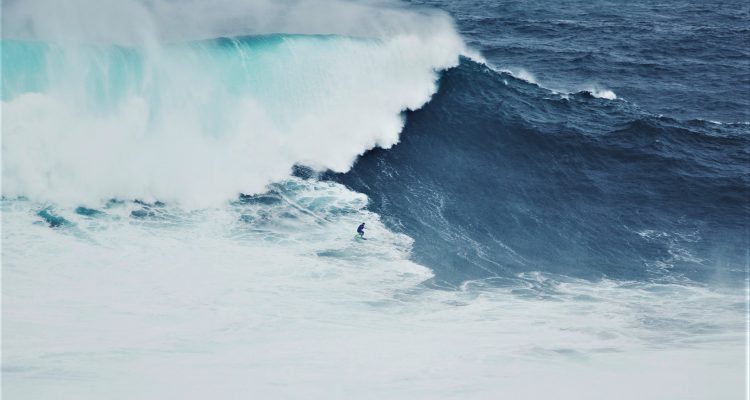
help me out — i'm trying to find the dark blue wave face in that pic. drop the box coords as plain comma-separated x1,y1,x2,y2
328,59,749,287
409,0,750,123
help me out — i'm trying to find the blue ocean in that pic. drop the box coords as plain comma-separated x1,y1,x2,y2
2,0,748,398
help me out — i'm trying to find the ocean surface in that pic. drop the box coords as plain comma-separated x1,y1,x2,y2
2,0,748,399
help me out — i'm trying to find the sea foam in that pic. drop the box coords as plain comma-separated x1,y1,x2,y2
2,0,466,207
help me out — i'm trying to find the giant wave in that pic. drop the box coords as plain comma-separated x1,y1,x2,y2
2,0,748,399
2,0,465,206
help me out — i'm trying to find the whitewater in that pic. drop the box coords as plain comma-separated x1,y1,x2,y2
2,0,465,206
2,0,748,399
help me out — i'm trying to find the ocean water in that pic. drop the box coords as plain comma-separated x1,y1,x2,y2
2,0,748,399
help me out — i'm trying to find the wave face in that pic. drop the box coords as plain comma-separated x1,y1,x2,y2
332,58,750,286
2,17,463,206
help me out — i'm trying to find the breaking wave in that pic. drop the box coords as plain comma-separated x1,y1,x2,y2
2,0,465,207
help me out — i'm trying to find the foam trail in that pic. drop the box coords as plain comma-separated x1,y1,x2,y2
500,67,538,84
583,85,618,100
2,189,746,399
491,64,619,100
1,0,466,207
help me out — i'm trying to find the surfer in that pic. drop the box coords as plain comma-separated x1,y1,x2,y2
357,222,366,238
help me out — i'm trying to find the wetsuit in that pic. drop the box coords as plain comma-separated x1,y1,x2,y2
357,223,365,237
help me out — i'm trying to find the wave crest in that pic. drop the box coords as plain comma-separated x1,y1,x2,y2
2,28,464,206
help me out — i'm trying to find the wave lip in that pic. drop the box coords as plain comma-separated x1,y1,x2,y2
491,65,618,100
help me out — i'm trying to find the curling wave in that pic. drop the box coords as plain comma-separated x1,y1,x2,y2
1,0,466,207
